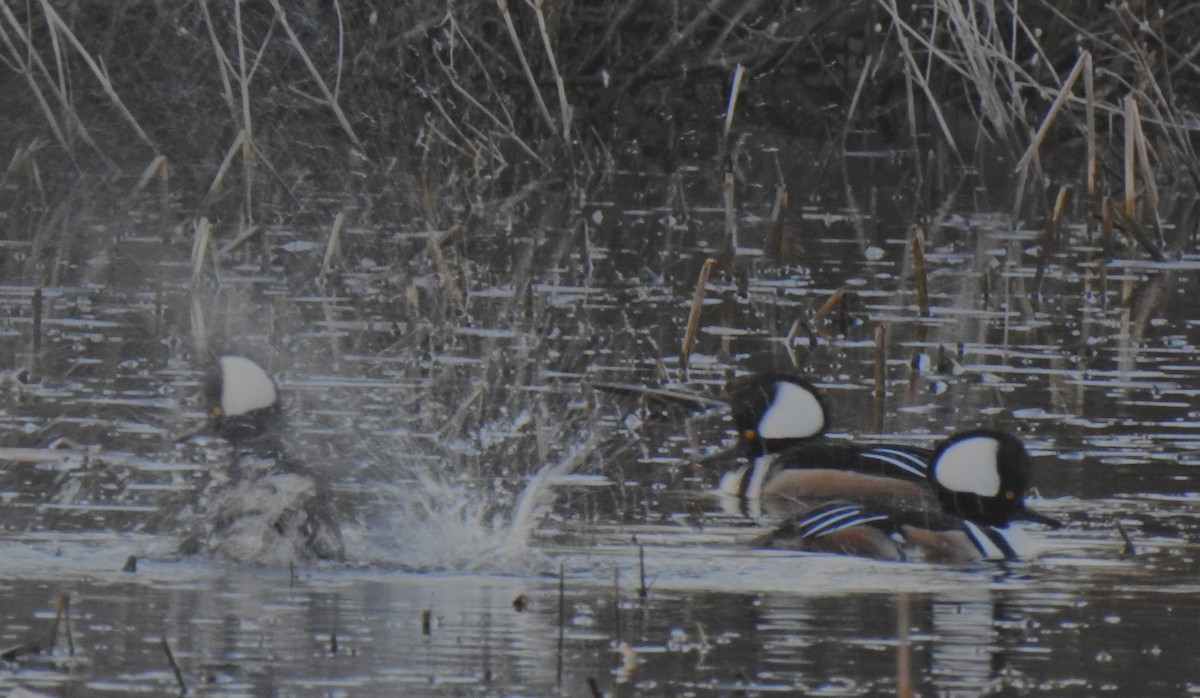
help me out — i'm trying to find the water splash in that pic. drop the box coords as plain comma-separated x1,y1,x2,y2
351,432,606,574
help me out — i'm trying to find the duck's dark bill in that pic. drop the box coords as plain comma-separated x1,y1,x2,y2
1018,508,1062,528
173,426,210,445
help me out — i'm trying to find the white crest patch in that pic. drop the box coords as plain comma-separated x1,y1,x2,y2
219,355,278,416
935,436,1001,496
757,381,825,439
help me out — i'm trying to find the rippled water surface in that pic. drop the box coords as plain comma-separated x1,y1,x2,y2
3,159,1200,695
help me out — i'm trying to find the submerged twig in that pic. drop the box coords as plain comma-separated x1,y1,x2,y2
161,635,187,695
637,544,648,599
1115,518,1136,556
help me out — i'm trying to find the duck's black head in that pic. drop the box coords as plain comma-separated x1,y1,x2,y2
727,373,829,458
201,354,285,448
930,429,1039,526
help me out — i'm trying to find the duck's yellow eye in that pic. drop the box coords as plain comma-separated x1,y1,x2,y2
211,407,223,417
1005,490,1015,500
742,428,756,439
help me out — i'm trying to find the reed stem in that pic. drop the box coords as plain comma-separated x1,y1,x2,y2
909,226,929,318
680,258,716,372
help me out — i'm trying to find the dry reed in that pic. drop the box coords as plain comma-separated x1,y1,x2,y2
680,258,716,371
909,226,929,318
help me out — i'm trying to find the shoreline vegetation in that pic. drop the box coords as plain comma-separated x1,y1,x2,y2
1,0,1197,294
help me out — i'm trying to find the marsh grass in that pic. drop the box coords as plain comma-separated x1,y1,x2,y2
0,2,1195,219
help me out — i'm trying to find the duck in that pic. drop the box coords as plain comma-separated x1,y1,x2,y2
718,373,939,519
752,429,1059,562
175,354,345,563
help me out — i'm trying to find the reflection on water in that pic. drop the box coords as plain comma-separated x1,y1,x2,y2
4,159,1200,694
3,537,1198,696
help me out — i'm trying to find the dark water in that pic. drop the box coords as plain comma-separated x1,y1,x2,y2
3,156,1200,695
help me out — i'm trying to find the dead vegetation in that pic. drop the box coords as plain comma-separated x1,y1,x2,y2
0,1,1197,232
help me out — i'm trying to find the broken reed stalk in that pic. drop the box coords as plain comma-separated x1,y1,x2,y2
557,563,565,684
62,595,74,656
722,63,745,143
637,544,648,599
161,635,187,695
811,289,847,326
1115,518,1136,556
896,593,912,698
1032,185,1071,300
135,155,169,192
784,317,813,366
680,258,716,371
1099,196,1114,296
190,293,208,357
558,563,566,629
1132,106,1159,215
873,324,887,398
1084,52,1096,198
145,156,172,236
722,172,737,257
764,182,788,262
613,568,621,649
319,212,346,285
191,218,214,286
31,282,43,369
217,225,263,256
909,226,929,318
840,54,873,148
902,41,921,183
48,594,73,656
1124,96,1137,217
207,129,246,201
872,324,886,433
1110,205,1165,262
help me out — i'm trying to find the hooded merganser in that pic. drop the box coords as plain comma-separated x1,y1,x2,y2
752,429,1058,562
176,354,344,563
718,374,938,519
